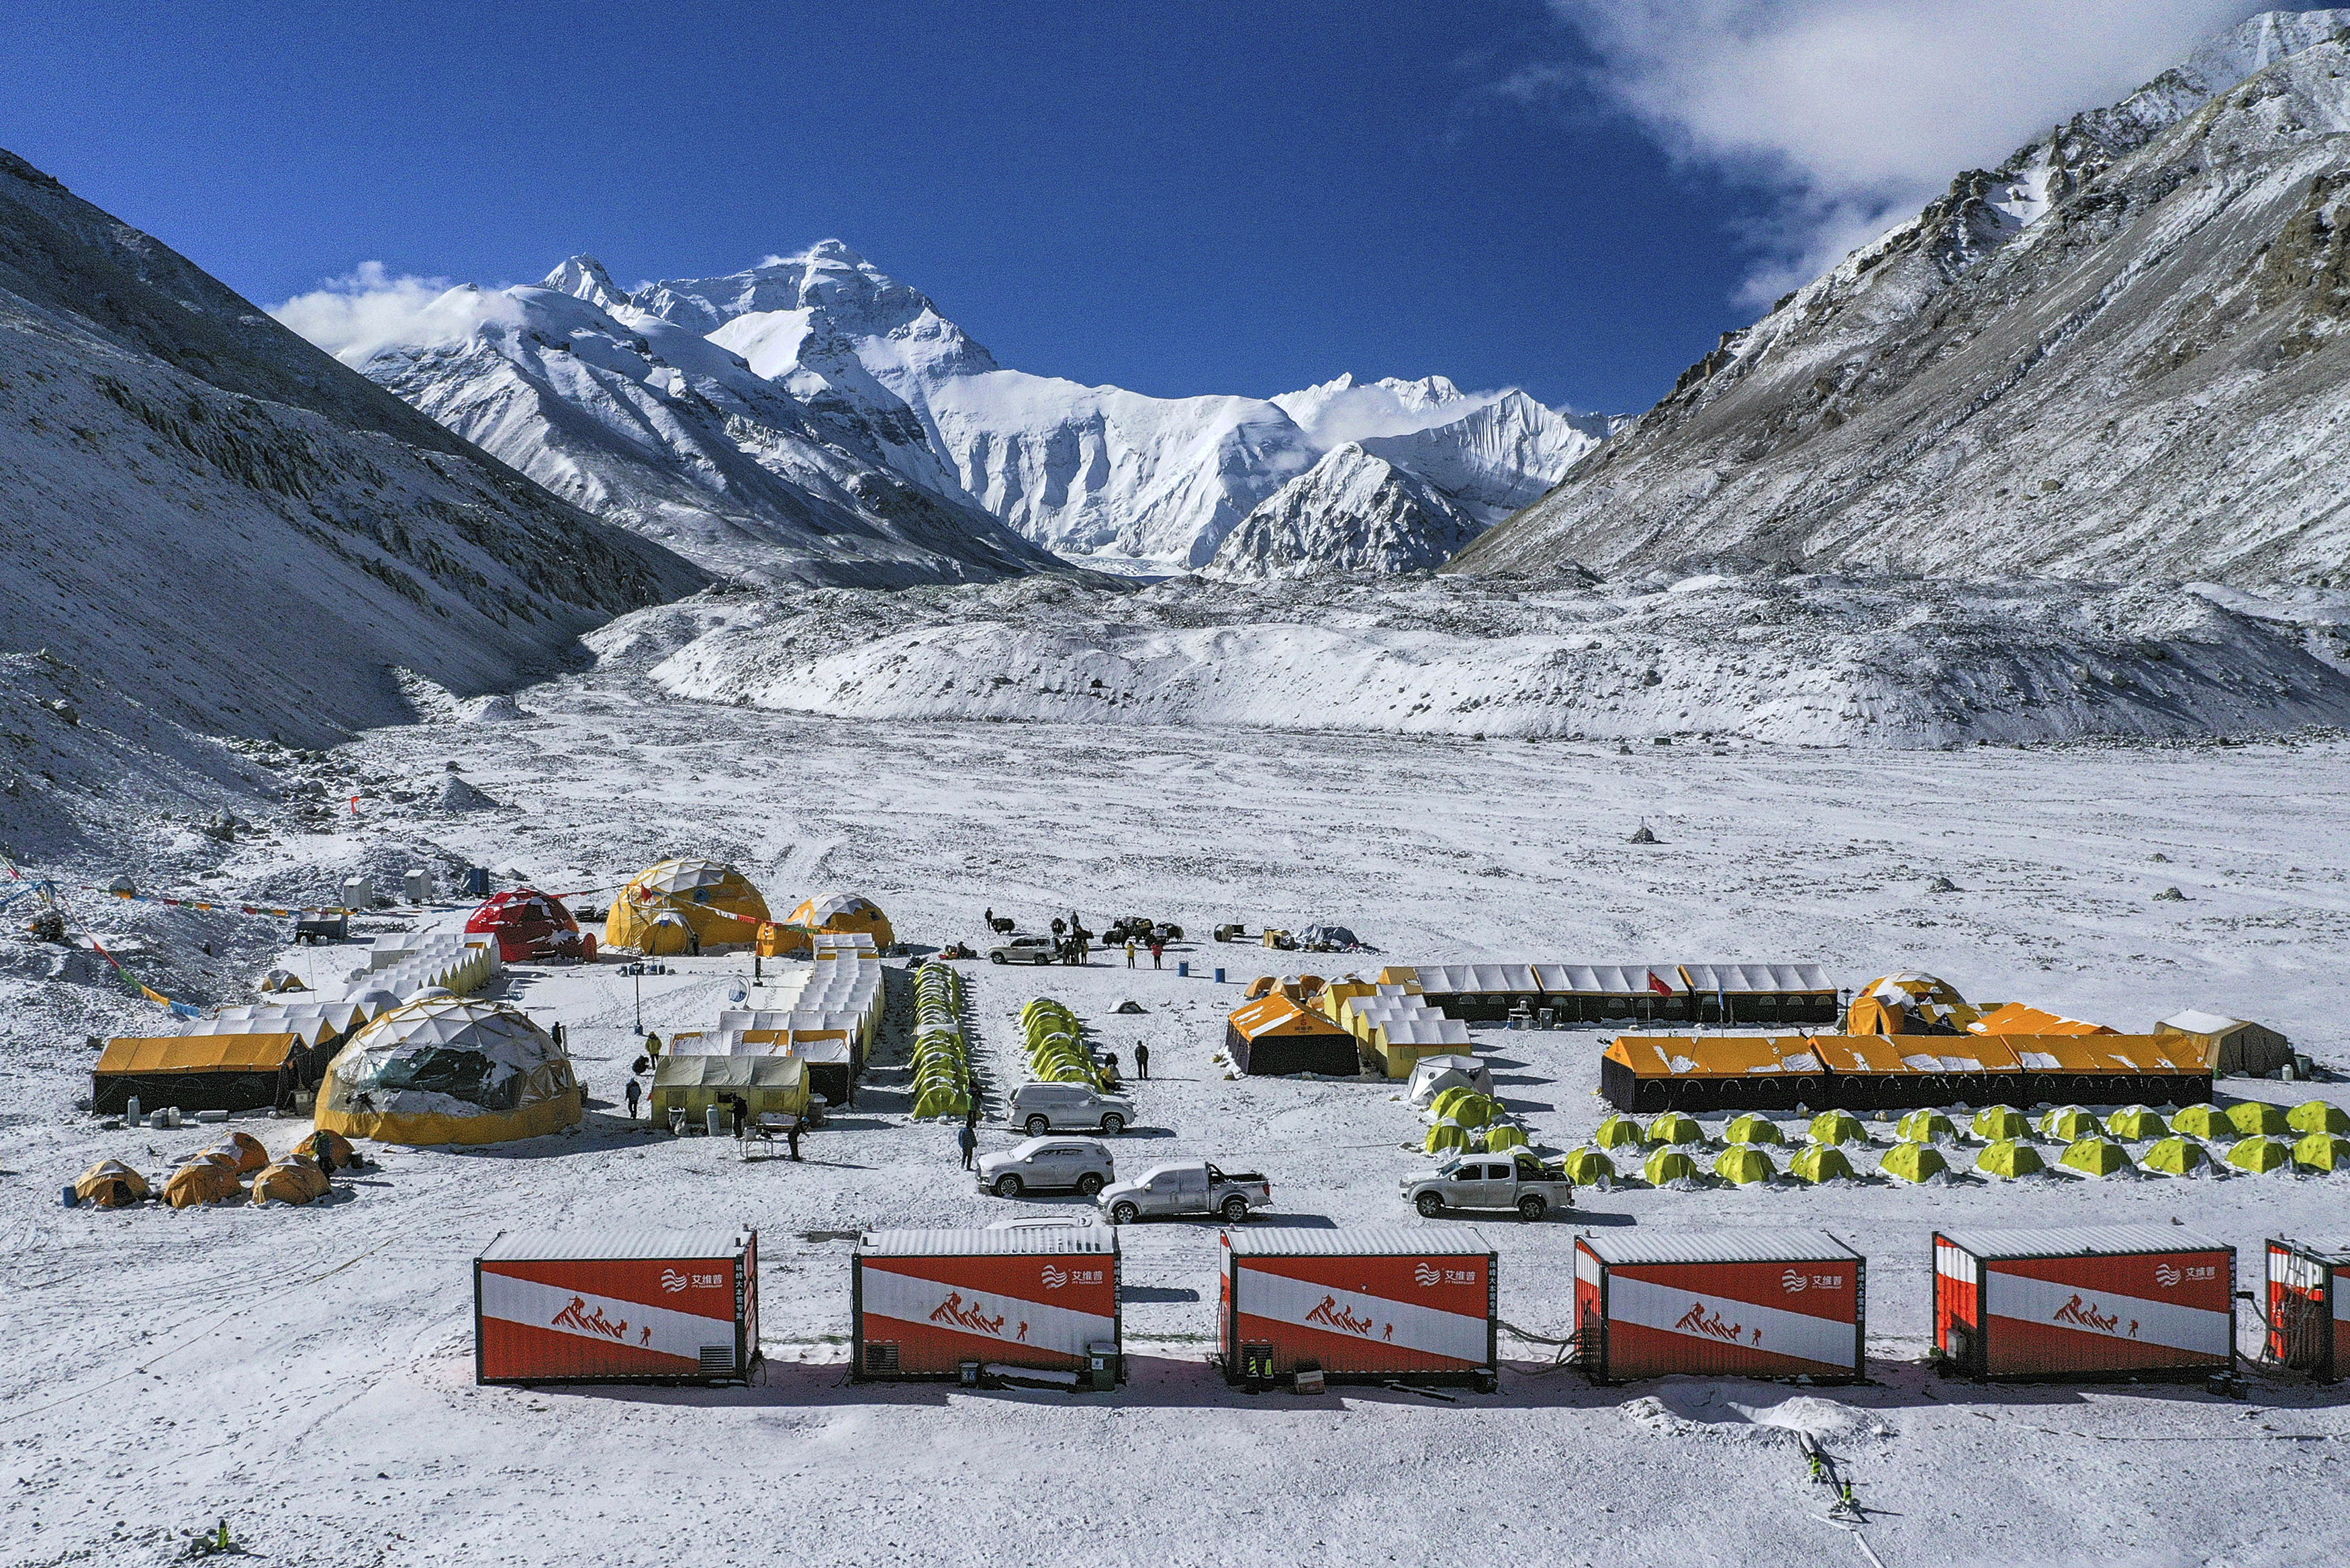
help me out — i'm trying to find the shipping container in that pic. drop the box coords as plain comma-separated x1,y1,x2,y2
852,1227,1121,1382
1934,1224,2234,1381
2266,1237,2350,1382
1219,1227,1499,1389
1575,1228,1865,1385
474,1228,759,1385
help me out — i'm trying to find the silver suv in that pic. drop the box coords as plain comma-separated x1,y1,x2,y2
977,1136,1115,1198
990,935,1058,965
1006,1081,1134,1137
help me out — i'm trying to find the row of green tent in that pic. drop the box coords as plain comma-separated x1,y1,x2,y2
1021,997,1102,1091
1585,1100,2345,1155
910,963,973,1120
1562,1130,2350,1187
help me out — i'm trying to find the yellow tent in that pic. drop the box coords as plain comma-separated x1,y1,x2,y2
1897,1110,1957,1144
250,1161,331,1206
1881,1143,1948,1183
1975,1140,2045,1179
1724,1114,1785,1146
189,1131,269,1176
649,1053,810,1123
770,891,895,955
1715,1146,1776,1184
2142,1136,2212,1176
2226,1136,2293,1174
1790,1144,1855,1183
2288,1101,2350,1136
316,997,581,1146
164,1161,241,1208
1807,1110,1869,1146
1643,1147,1701,1185
74,1159,150,1208
2059,1138,2132,1177
2173,1103,2232,1140
1973,1105,2031,1141
604,858,768,952
294,1130,357,1167
2038,1106,2098,1142
2106,1105,2169,1141
2293,1133,2350,1173
2228,1101,2292,1137
1560,1147,1616,1185
1646,1112,1703,1146
1846,973,1979,1036
1593,1114,1643,1150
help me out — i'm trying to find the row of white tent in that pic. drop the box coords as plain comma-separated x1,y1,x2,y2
357,933,501,1001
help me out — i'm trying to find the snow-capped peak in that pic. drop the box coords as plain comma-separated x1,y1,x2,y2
543,254,630,313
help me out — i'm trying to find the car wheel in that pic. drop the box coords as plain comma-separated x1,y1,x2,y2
1076,1172,1104,1197
1517,1195,1548,1222
1100,1114,1125,1136
990,952,1007,965
1110,1202,1139,1226
1025,1115,1050,1137
1221,1196,1250,1225
992,1174,1023,1198
1415,1192,1444,1218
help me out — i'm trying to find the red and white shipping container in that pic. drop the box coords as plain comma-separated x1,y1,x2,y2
474,1228,759,1385
1219,1227,1499,1389
852,1227,1121,1382
1575,1228,1865,1385
1934,1224,2235,1381
2265,1236,2350,1383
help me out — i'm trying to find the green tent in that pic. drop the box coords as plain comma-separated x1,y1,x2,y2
1560,1146,1617,1185
1429,1086,1478,1122
2142,1136,2214,1176
2228,1101,2292,1137
2226,1135,2293,1174
1449,1095,1497,1131
1483,1123,1528,1152
1426,1118,1470,1155
2288,1101,2350,1136
1646,1112,1703,1146
911,1083,971,1120
1897,1109,1957,1145
2039,1106,2097,1142
2060,1138,2132,1177
1714,1146,1777,1185
2171,1103,2231,1140
1807,1110,1868,1147
2292,1132,2350,1173
2105,1105,2169,1141
1593,1114,1644,1150
1975,1140,2045,1179
1724,1113,1785,1146
1643,1147,1702,1185
1789,1144,1856,1183
1881,1142,1948,1183
1972,1105,2031,1142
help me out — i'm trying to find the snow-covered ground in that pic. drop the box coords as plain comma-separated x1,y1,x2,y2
7,671,2350,1567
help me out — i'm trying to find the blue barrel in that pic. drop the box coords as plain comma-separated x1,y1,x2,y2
61,1185,77,1208
1177,961,1189,977
1213,968,1225,984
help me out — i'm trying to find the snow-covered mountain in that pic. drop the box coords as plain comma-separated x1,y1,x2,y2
0,148,702,767
1207,445,1484,579
1456,9,2350,586
326,240,1603,577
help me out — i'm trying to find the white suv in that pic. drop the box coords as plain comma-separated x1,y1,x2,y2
1006,1081,1134,1137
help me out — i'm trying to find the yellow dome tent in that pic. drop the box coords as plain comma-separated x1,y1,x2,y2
1643,1147,1702,1185
1646,1112,1703,1146
1482,1123,1529,1152
1561,1147,1616,1185
605,858,769,952
2288,1101,2350,1136
1715,1146,1776,1185
1593,1114,1644,1150
1724,1114,1785,1146
1897,1110,1957,1144
2292,1133,2350,1173
74,1159,150,1208
189,1131,269,1177
1881,1143,1948,1183
2142,1136,2213,1176
1790,1144,1856,1183
317,997,581,1146
1448,1095,1498,1132
1846,973,1980,1036
1973,1106,2031,1142
2226,1136,2293,1174
251,1160,330,1206
164,1160,241,1208
294,1129,357,1167
1807,1110,1868,1147
2172,1103,2231,1140
2038,1106,2098,1142
772,892,895,955
1975,1140,2045,1179
2228,1101,2292,1138
2105,1106,2169,1141
1426,1119,1470,1154
2059,1138,2132,1177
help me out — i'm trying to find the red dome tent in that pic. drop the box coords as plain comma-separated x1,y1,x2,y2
465,889,591,963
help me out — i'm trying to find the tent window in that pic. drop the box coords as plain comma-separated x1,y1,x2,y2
371,1047,503,1106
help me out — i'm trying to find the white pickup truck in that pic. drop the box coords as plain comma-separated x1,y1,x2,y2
1097,1160,1270,1226
1401,1152,1575,1222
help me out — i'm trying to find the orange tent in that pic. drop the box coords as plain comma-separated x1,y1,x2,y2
164,1161,242,1208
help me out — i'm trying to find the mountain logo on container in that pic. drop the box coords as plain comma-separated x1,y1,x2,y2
929,1291,1008,1336
2155,1263,2181,1288
550,1294,630,1342
1781,1270,1807,1294
2051,1293,2132,1336
1675,1300,1756,1346
1305,1294,1378,1337
1041,1265,1068,1289
1415,1263,1442,1287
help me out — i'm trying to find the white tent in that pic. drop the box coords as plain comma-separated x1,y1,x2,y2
1407,1052,1492,1108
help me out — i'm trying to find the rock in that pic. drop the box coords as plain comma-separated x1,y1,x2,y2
434,775,498,813
107,875,136,895
1926,876,1959,893
2153,886,2188,901
2151,852,2171,863
201,810,242,842
1629,824,1659,845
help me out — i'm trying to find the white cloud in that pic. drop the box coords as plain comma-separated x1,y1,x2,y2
1544,0,2260,301
270,261,521,366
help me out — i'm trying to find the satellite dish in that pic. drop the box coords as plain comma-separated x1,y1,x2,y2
726,982,749,1006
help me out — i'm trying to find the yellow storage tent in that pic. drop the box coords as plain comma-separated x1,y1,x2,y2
74,1159,150,1208
649,1053,810,1123
1969,1001,2115,1037
316,997,581,1146
1846,973,1979,1036
770,892,895,955
92,1031,303,1116
1975,1140,2045,1179
250,1161,331,1206
604,859,768,952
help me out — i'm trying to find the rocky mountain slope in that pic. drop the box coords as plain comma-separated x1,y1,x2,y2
1456,9,2350,587
334,242,1603,575
0,147,704,766
1205,444,1485,578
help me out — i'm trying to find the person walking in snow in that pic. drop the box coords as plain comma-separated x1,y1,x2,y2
786,1117,802,1162
1134,1041,1150,1081
1125,940,1137,968
643,1030,663,1062
957,1121,978,1171
625,1077,643,1121
1149,938,1164,970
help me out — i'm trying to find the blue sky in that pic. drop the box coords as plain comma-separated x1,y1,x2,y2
1,1,2290,413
